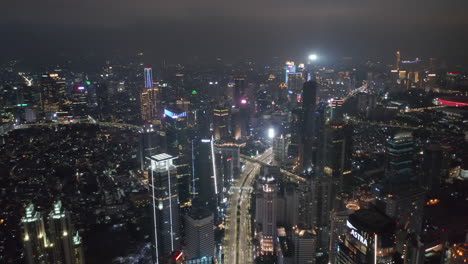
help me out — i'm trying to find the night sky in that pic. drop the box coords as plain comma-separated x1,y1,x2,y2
1,0,468,64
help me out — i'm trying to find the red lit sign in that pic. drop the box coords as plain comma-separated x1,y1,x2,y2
438,99,468,107
174,252,183,261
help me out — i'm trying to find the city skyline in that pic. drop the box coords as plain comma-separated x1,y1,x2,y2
1,2,468,264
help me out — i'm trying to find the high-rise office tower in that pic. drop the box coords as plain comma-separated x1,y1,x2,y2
22,204,50,264
184,208,215,261
212,106,230,140
233,77,245,107
308,175,333,249
215,141,241,205
231,109,242,140
287,73,305,94
298,80,318,175
288,74,305,103
384,132,415,194
285,62,296,85
144,67,154,89
385,187,426,234
336,209,397,264
356,93,377,118
328,99,345,122
329,210,353,264
297,176,332,249
273,134,288,166
148,153,181,263
283,184,298,229
215,141,241,181
293,225,317,264
40,73,66,116
421,145,444,192
285,62,305,102
323,121,353,189
192,138,218,212
22,202,85,264
139,129,167,171
232,95,251,139
163,107,190,154
48,201,85,264
141,87,162,123
255,166,279,256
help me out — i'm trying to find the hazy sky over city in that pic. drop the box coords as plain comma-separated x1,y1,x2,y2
1,0,468,64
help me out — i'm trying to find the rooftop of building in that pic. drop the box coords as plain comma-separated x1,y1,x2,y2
348,209,395,234
148,153,175,162
188,207,213,220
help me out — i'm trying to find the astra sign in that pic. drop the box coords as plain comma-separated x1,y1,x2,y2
347,220,368,247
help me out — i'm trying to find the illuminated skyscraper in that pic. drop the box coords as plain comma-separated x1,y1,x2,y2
48,201,85,264
213,107,230,140
285,62,305,101
215,141,241,181
148,153,181,263
214,141,241,208
288,73,305,99
22,204,50,264
329,210,353,264
323,121,353,188
285,62,296,85
141,87,162,123
22,202,85,264
139,129,167,171
293,225,317,264
255,166,280,256
184,208,215,261
384,132,414,193
336,209,397,264
144,67,154,89
40,72,66,116
192,138,218,212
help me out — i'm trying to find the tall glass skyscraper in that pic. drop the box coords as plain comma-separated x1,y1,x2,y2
298,80,318,175
148,153,181,263
384,132,414,193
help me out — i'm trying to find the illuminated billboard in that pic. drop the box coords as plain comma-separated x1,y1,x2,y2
164,109,187,119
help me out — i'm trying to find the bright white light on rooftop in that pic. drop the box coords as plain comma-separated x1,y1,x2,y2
268,128,275,139
308,54,318,61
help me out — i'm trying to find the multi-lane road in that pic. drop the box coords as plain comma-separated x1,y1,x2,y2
11,121,143,133
240,154,306,183
224,148,273,264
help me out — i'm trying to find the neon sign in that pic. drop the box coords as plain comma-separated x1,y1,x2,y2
347,220,368,247
164,109,187,119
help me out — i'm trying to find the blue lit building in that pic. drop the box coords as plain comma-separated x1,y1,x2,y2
144,67,153,89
